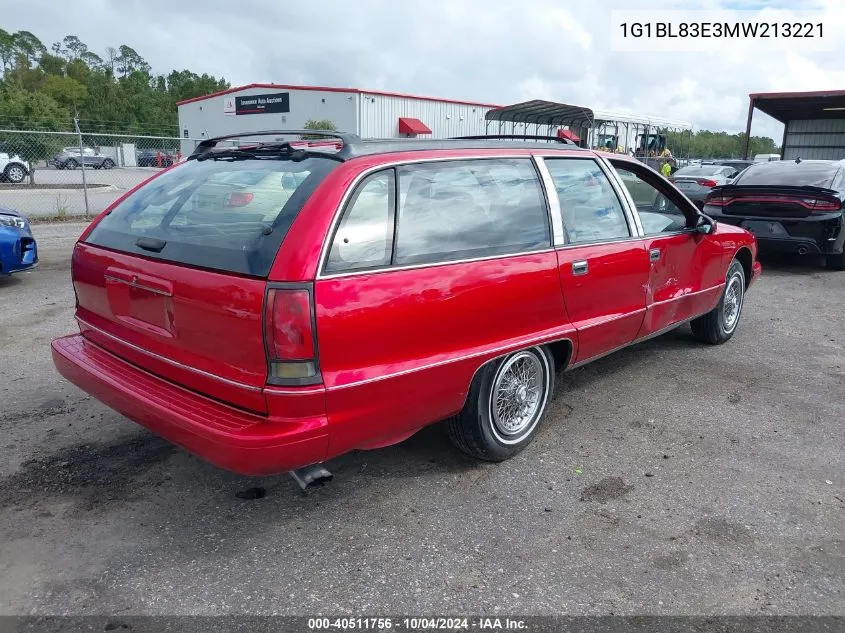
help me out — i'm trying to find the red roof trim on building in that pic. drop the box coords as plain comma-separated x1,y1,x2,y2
175,83,502,108
398,117,432,135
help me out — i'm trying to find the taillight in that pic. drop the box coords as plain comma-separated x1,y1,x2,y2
225,192,254,207
263,287,320,384
696,179,718,187
704,193,728,206
810,199,841,212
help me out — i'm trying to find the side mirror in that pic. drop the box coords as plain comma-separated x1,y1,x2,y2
695,214,715,235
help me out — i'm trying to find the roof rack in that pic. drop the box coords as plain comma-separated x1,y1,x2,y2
189,130,361,157
448,134,577,146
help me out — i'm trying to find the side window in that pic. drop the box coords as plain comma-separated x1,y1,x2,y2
545,158,630,245
613,163,689,236
394,159,550,266
325,170,395,274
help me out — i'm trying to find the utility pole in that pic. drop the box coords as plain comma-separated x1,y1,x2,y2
73,109,90,218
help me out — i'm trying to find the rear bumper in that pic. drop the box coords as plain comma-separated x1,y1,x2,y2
713,212,844,256
51,334,329,475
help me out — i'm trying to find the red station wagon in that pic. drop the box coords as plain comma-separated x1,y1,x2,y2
51,131,762,486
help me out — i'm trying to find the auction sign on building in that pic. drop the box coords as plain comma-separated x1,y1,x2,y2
224,92,290,115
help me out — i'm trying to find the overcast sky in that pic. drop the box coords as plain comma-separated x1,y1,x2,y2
5,0,845,140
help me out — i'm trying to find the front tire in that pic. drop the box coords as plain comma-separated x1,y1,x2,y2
4,164,26,184
65,159,78,170
691,259,746,345
102,159,115,169
447,346,554,462
826,251,845,271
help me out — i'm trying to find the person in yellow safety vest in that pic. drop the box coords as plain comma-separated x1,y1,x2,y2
660,158,672,178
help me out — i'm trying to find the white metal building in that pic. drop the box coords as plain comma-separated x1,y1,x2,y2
176,83,500,154
176,83,694,156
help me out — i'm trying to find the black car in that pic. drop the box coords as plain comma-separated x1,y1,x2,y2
704,159,845,270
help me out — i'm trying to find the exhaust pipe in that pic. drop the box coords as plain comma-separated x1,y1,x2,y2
290,463,333,494
797,246,809,255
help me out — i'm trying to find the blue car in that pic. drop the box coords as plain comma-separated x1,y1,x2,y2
0,206,38,275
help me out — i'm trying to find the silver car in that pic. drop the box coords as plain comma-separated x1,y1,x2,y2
51,147,116,170
669,164,738,208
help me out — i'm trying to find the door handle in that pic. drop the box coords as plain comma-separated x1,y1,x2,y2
649,248,661,262
572,260,588,276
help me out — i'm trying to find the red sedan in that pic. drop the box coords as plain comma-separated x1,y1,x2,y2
51,131,761,484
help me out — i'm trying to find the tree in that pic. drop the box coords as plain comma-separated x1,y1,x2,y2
41,75,88,109
116,44,149,77
302,119,338,139
80,51,103,70
0,87,70,183
104,46,118,75
39,52,66,76
62,35,88,60
0,28,16,72
12,31,46,64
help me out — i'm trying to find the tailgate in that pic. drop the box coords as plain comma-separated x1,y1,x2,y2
73,243,268,413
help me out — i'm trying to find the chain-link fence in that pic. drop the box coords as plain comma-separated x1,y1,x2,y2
0,128,205,219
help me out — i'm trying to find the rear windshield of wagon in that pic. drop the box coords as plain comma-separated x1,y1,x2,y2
84,155,340,276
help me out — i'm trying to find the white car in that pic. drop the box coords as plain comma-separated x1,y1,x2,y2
0,148,30,184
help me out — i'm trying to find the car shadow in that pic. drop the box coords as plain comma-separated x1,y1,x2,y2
0,274,23,288
757,251,828,274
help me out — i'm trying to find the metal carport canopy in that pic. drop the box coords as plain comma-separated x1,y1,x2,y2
485,100,595,127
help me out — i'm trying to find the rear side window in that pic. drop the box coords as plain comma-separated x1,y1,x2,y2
394,159,550,266
325,170,395,274
735,162,839,187
545,158,630,244
85,156,339,276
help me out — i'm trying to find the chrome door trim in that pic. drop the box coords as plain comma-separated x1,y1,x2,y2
566,318,692,371
318,247,556,280
75,317,264,393
325,332,575,392
648,282,724,308
532,156,565,246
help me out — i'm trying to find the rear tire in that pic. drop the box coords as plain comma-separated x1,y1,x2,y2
447,346,554,462
691,259,745,345
826,251,845,271
102,159,115,169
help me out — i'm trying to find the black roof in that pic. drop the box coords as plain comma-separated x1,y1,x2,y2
749,90,845,124
485,100,595,127
190,130,584,162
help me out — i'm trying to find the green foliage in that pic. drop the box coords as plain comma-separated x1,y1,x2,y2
0,28,229,139
0,86,69,161
665,129,778,159
302,119,338,139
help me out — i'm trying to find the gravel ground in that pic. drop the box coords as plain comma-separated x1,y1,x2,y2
0,222,842,616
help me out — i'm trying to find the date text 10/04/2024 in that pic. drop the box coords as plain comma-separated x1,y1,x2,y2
307,618,528,630
618,21,824,38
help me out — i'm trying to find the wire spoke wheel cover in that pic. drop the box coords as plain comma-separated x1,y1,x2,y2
722,271,744,333
489,350,549,444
